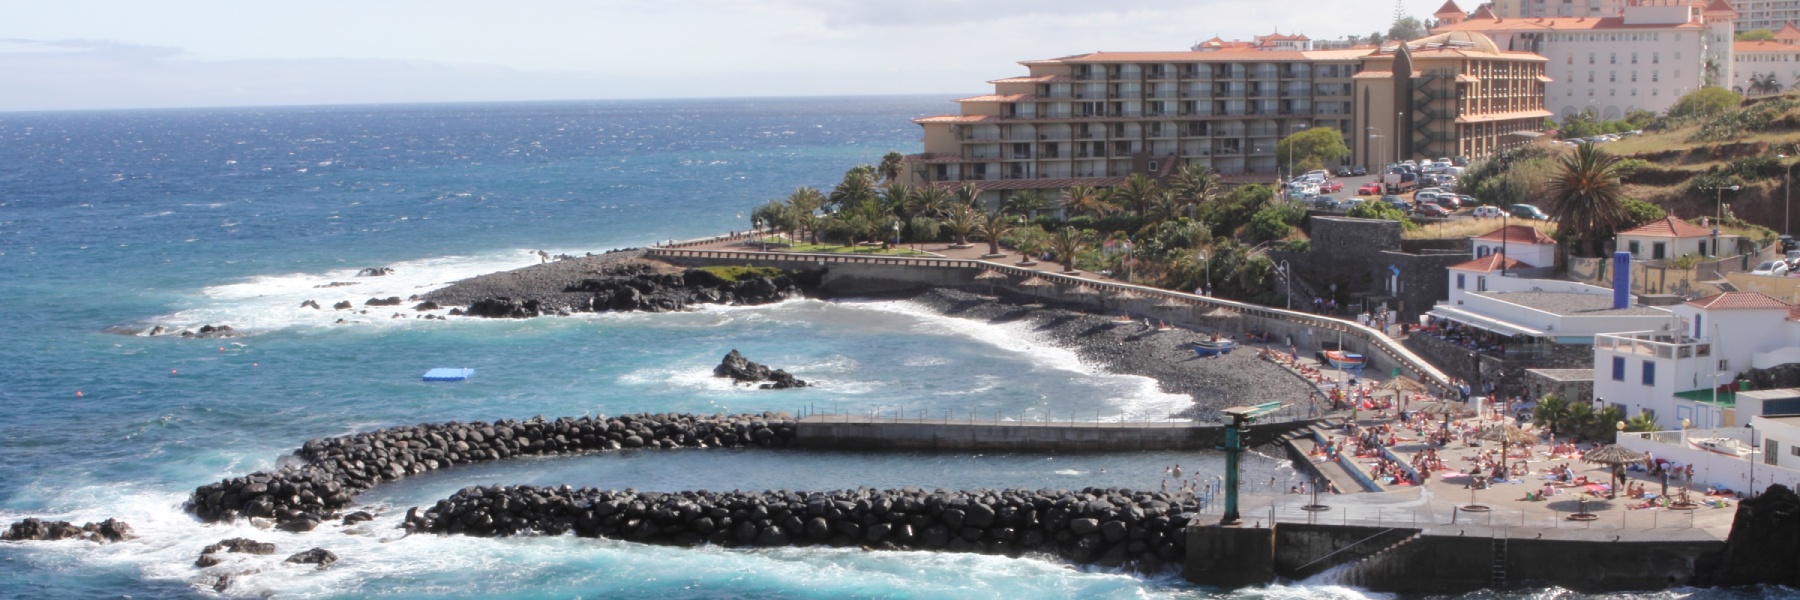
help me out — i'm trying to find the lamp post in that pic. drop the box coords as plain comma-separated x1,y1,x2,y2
1700,185,1741,258
1396,112,1404,163
892,220,901,252
1199,252,1210,295
1748,423,1759,498
752,217,764,251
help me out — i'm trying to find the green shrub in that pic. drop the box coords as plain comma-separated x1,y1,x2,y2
700,265,787,282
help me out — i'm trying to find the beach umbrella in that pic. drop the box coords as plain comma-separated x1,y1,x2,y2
1376,376,1429,412
1477,423,1538,466
1583,444,1650,497
1155,297,1189,310
1414,400,1476,431
1016,276,1051,304
973,269,1008,297
1062,284,1098,299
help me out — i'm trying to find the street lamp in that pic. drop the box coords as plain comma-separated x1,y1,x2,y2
1700,185,1741,257
1396,112,1404,163
1198,252,1210,295
1748,423,1759,498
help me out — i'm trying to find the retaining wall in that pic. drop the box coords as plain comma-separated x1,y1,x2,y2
793,417,1311,452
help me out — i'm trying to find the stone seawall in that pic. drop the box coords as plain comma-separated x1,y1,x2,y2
185,413,798,530
794,416,1311,452
404,484,1199,571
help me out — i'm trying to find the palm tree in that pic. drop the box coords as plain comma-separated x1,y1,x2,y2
1169,164,1222,210
908,186,951,220
878,183,914,219
1046,227,1089,273
786,186,827,244
955,183,984,210
1061,184,1117,218
1150,189,1187,223
1534,394,1571,438
1108,173,1159,217
943,203,979,248
878,151,906,184
1545,143,1630,267
1002,190,1049,219
828,168,877,210
975,210,1018,256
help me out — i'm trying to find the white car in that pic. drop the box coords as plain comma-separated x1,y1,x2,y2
1472,206,1505,218
1752,260,1790,277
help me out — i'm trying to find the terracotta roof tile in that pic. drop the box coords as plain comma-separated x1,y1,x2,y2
1686,291,1789,310
1737,40,1800,53
1456,109,1555,123
911,115,998,124
1449,254,1531,272
1435,0,1466,16
1476,225,1557,244
1433,15,1703,32
956,94,1034,103
1619,216,1714,237
1704,0,1736,15
928,177,1128,192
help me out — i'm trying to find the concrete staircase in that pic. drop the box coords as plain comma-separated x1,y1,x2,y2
1303,529,1427,587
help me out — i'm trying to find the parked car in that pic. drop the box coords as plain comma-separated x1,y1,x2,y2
1415,203,1451,217
1456,194,1479,207
1471,206,1505,218
1452,156,1469,166
1781,234,1796,253
1357,182,1383,195
1786,250,1800,271
1311,195,1337,209
1351,166,1368,176
1430,195,1461,210
1335,167,1354,177
1306,169,1332,181
1752,260,1791,277
1510,203,1551,220
1320,180,1343,193
1381,195,1412,213
1332,197,1364,212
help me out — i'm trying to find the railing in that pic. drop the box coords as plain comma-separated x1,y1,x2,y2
644,248,1453,391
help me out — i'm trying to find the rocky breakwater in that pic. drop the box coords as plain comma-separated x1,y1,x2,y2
714,349,807,389
186,413,798,530
423,250,820,318
2,518,134,544
1696,483,1800,587
405,485,1198,571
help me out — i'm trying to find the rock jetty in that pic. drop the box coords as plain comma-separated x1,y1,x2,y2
186,413,798,529
714,349,807,389
422,251,819,318
405,485,1198,571
2,517,134,544
1696,483,1800,587
195,537,278,567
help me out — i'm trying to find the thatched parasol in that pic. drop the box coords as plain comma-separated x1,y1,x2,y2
1017,276,1051,304
1110,289,1143,301
1414,400,1475,430
973,269,1008,297
1376,376,1430,411
1583,444,1649,497
1062,284,1098,298
1155,297,1190,310
1477,424,1538,464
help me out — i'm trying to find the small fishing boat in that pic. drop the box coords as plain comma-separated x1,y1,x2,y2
1689,437,1752,458
1323,350,1365,369
1191,337,1235,357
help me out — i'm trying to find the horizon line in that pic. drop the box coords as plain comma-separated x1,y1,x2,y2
0,91,975,116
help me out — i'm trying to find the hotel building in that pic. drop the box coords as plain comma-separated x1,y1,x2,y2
1350,31,1552,169
1732,0,1800,31
904,34,1364,202
1430,0,1738,118
1733,23,1800,94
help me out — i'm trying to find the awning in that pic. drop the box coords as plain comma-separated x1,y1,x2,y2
1427,305,1547,337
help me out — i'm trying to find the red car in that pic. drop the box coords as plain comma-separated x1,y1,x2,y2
1415,203,1451,217
1357,182,1382,195
1320,180,1343,193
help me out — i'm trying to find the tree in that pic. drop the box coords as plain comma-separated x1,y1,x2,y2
786,186,827,243
1347,200,1417,230
943,203,978,247
955,183,983,210
877,151,906,183
1738,29,1776,42
1108,173,1160,217
1621,198,1666,229
1061,183,1117,217
1248,207,1294,242
1169,164,1222,209
1002,190,1050,218
908,187,951,220
878,183,914,218
1276,128,1352,178
1388,0,1426,42
828,167,876,210
1046,227,1090,272
975,210,1018,256
1623,412,1660,433
1545,143,1631,265
1534,394,1571,438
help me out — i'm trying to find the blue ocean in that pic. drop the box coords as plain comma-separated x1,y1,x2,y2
0,97,1726,598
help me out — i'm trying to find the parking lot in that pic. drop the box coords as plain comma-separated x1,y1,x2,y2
1281,165,1542,224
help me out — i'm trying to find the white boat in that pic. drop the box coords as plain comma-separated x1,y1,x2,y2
1689,437,1751,458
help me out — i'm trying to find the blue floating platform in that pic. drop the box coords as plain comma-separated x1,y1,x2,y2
423,368,474,382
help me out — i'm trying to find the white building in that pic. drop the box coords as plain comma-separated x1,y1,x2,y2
1431,0,1739,118
1733,24,1800,94
1471,224,1558,268
1429,226,1675,344
1732,0,1800,31
1490,0,1633,18
1615,215,1734,260
1594,291,1796,430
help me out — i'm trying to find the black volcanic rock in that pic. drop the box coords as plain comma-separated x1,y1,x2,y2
285,547,338,567
421,252,819,319
2,517,133,544
1697,484,1800,587
713,350,807,389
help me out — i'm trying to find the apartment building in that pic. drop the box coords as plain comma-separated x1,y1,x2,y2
904,33,1366,203
1734,23,1800,94
1431,0,1738,118
1733,0,1800,31
1491,0,1634,18
1351,31,1552,168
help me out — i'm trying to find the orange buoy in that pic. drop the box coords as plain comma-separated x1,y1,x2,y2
76,391,83,397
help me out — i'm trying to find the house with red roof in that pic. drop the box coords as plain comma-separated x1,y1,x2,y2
1594,291,1800,433
1470,224,1557,268
1616,216,1735,261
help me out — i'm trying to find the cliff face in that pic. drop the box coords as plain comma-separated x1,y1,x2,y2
1695,484,1800,587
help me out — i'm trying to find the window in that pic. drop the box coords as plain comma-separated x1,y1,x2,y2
1653,242,1666,259
1653,70,1659,82
1631,71,1638,82
1719,359,1730,371
1696,314,1703,338
1610,71,1616,82
1631,52,1638,64
1653,52,1659,64
1612,356,1626,381
1610,52,1617,64
1478,276,1488,291
1628,240,1640,255
1589,53,1596,64
1457,273,1466,289
1588,72,1595,83
1642,360,1656,386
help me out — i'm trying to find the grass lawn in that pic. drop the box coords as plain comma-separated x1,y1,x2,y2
1403,217,1557,240
779,242,933,256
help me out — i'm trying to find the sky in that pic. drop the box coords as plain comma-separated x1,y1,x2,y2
0,0,1454,112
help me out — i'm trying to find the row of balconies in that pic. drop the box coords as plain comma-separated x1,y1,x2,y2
1069,69,1344,81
